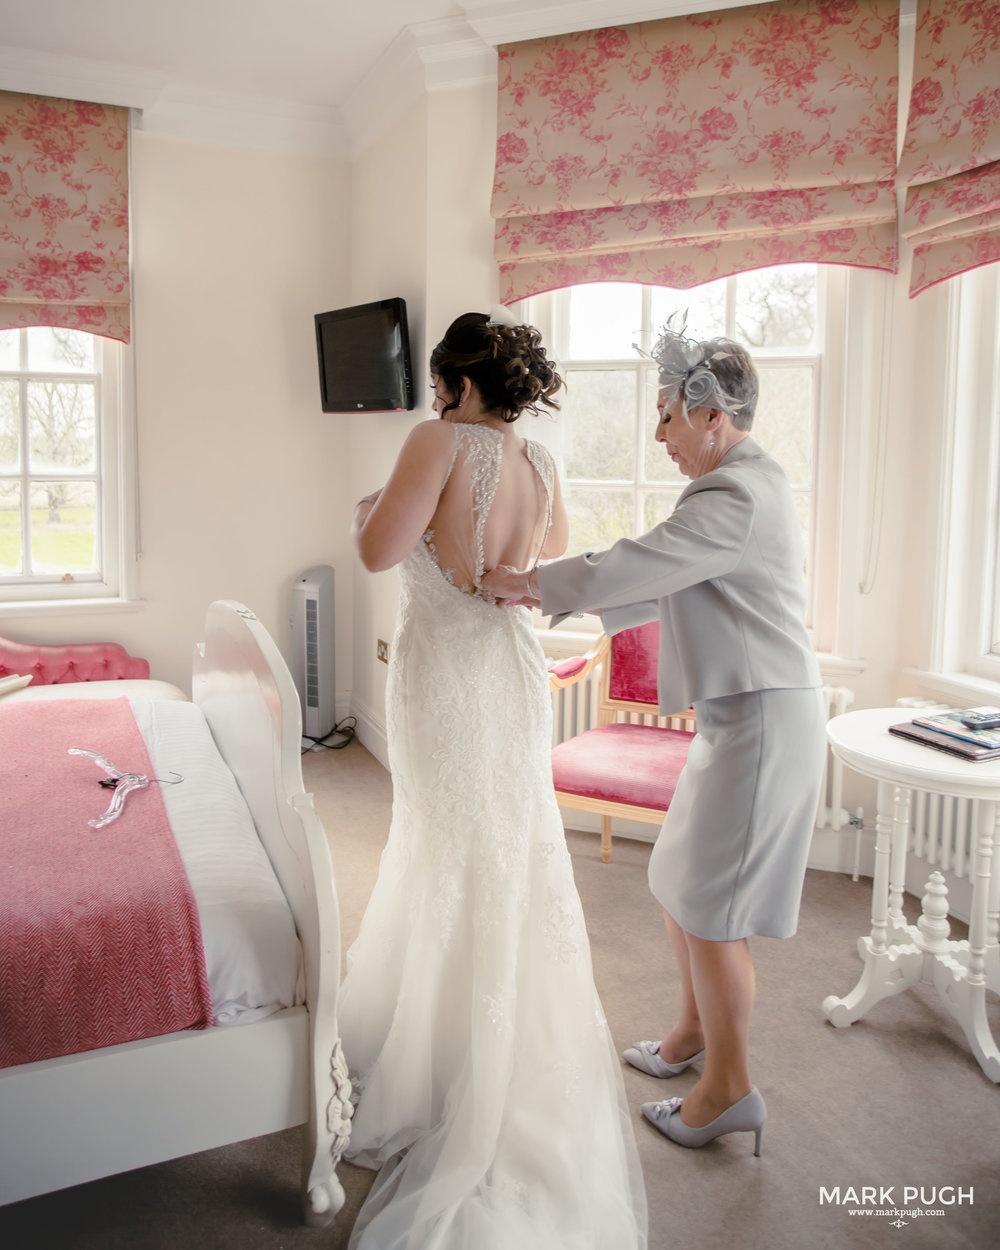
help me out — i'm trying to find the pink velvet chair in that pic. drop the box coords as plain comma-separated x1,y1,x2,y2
0,636,150,685
549,621,695,863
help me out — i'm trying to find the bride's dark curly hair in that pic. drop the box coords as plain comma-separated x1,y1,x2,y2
429,312,564,422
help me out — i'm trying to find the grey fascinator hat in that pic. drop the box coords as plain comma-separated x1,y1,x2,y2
653,320,746,421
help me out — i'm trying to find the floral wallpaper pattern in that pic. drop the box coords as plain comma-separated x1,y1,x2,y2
0,92,130,343
491,0,901,301
900,0,1000,295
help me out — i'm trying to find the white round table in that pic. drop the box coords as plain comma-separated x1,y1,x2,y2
822,707,1000,1081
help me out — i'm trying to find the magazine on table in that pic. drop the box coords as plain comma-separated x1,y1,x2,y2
910,707,1000,749
889,717,1000,762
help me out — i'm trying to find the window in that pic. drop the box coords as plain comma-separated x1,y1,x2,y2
519,265,823,626
922,264,1000,693
0,326,135,604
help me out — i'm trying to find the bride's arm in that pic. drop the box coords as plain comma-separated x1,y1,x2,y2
352,421,456,572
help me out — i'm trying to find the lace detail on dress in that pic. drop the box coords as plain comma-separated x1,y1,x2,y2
525,439,555,559
461,427,503,593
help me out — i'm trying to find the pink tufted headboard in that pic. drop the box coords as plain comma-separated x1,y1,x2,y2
0,638,150,685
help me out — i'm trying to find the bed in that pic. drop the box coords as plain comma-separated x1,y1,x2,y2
0,600,351,1225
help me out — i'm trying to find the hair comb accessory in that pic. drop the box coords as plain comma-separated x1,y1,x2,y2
653,314,744,422
487,304,520,328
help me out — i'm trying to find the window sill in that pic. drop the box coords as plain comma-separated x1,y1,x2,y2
905,667,1000,709
0,597,145,619
536,621,869,688
535,616,602,660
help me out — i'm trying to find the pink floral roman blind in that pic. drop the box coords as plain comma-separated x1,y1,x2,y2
0,92,130,343
491,0,901,302
899,0,1000,296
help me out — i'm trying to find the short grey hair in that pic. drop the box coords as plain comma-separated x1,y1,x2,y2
692,337,759,430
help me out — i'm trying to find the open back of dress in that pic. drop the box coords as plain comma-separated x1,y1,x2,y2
421,424,554,598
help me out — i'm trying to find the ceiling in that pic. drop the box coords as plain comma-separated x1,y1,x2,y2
0,1,466,112
0,1,750,155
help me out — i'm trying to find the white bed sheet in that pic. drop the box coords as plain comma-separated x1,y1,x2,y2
130,699,305,1026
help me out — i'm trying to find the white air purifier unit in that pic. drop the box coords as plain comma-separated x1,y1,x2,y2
291,565,335,740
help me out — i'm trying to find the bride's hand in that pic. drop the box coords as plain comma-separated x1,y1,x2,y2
482,564,540,608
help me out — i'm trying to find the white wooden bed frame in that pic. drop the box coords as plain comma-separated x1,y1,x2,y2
0,600,351,1225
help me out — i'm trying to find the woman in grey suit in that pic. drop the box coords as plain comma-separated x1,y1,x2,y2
483,326,826,1158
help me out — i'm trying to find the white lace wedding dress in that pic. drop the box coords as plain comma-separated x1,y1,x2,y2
338,424,648,1250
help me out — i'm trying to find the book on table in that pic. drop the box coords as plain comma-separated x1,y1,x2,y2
889,719,1000,762
910,707,1000,749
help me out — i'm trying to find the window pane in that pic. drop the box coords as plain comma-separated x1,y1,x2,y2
27,327,95,372
563,370,637,480
0,329,19,370
0,379,20,470
28,381,96,472
564,487,634,556
29,480,98,574
651,279,726,341
643,487,684,531
567,285,642,359
0,482,21,574
735,266,817,348
754,366,814,487
791,491,812,579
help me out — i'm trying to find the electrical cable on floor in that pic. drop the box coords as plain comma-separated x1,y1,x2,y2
302,717,357,752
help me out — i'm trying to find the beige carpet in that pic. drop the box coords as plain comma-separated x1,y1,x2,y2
3,740,998,1249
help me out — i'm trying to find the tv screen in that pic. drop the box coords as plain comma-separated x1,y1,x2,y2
314,297,415,412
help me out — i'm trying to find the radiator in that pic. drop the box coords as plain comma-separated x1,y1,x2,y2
549,665,856,832
893,699,979,891
908,790,980,885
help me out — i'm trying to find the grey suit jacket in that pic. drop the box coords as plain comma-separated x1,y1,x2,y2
538,437,821,714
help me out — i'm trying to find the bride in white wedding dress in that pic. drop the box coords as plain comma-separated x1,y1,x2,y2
338,311,648,1250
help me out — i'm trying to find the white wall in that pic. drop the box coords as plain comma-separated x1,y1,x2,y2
344,82,501,762
3,132,353,695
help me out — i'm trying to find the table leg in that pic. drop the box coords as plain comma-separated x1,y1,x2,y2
823,782,923,1027
870,781,894,954
985,801,1000,996
932,799,1000,1082
887,782,912,937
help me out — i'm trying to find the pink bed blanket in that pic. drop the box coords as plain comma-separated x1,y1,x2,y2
0,698,213,1069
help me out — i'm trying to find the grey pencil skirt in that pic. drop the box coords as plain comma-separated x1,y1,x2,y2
647,686,827,941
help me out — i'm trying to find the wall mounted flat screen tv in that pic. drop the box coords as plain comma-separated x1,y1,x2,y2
314,297,415,412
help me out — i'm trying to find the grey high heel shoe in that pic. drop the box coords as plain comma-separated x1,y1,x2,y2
641,1087,766,1156
622,1040,706,1078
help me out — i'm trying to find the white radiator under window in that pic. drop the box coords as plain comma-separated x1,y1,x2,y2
549,670,981,921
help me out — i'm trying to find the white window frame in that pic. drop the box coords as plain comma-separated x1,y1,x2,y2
0,333,139,611
914,265,1000,701
519,269,873,678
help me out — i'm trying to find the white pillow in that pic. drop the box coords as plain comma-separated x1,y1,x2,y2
0,674,34,697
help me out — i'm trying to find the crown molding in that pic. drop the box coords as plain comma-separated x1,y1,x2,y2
0,44,347,159
340,17,497,160
460,0,765,45
0,44,166,110
138,86,347,160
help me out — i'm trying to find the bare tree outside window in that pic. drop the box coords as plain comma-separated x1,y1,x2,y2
0,327,102,583
546,269,819,588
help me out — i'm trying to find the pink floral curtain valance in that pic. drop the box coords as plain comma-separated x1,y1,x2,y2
0,91,130,343
491,0,901,303
899,0,1000,296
